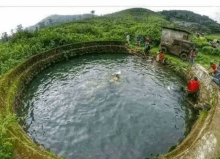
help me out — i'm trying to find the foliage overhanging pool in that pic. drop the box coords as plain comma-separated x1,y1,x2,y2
16,54,195,159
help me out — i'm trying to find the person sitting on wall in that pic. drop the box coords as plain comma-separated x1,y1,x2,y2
208,62,217,76
217,61,220,73
213,62,220,85
188,49,196,65
159,51,165,64
156,50,165,64
187,77,200,103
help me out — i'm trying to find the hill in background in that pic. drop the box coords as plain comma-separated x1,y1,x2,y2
25,8,220,35
159,10,220,34
25,14,96,31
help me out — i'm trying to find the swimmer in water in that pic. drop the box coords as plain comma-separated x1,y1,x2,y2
110,71,121,82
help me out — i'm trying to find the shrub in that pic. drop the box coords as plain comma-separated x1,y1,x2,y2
201,46,220,55
0,114,17,159
191,37,210,49
205,34,220,42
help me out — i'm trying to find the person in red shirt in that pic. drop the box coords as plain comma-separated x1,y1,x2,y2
159,52,165,61
156,50,165,64
187,77,200,102
209,62,217,75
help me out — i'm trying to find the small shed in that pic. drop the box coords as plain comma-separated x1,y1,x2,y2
161,27,191,45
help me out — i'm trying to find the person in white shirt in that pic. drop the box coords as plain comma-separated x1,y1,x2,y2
126,35,130,45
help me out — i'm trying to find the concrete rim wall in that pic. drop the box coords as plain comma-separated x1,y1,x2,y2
0,41,219,158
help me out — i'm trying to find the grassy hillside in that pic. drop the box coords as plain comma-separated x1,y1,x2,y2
159,10,220,34
0,8,172,76
190,34,220,68
26,13,96,31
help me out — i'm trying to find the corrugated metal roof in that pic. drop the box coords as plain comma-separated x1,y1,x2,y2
173,38,194,44
162,27,191,34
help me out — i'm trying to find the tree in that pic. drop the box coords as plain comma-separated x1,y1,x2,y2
1,32,9,42
16,24,23,33
48,18,53,25
91,10,95,17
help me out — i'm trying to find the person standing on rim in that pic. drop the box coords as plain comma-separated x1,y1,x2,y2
213,61,220,85
187,77,200,103
145,36,151,44
188,49,196,65
126,34,130,46
136,35,142,48
144,36,151,55
208,62,217,76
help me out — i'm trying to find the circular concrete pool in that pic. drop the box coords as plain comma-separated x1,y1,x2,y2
17,54,194,159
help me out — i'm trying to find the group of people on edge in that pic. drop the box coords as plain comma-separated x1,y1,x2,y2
187,62,220,103
126,35,166,64
125,35,202,102
126,35,151,54
187,50,220,102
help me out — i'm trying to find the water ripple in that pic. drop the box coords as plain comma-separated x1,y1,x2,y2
19,54,192,159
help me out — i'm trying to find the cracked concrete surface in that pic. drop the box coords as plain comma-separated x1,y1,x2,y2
193,132,217,159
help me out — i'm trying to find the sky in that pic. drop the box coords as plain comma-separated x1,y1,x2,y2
0,0,220,35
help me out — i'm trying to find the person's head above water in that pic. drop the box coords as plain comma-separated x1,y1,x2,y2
116,74,120,78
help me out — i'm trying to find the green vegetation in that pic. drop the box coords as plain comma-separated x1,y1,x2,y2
164,54,190,75
0,114,16,159
0,8,172,76
190,35,220,68
198,110,209,122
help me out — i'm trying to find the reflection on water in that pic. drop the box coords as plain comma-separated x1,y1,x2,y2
17,54,193,159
